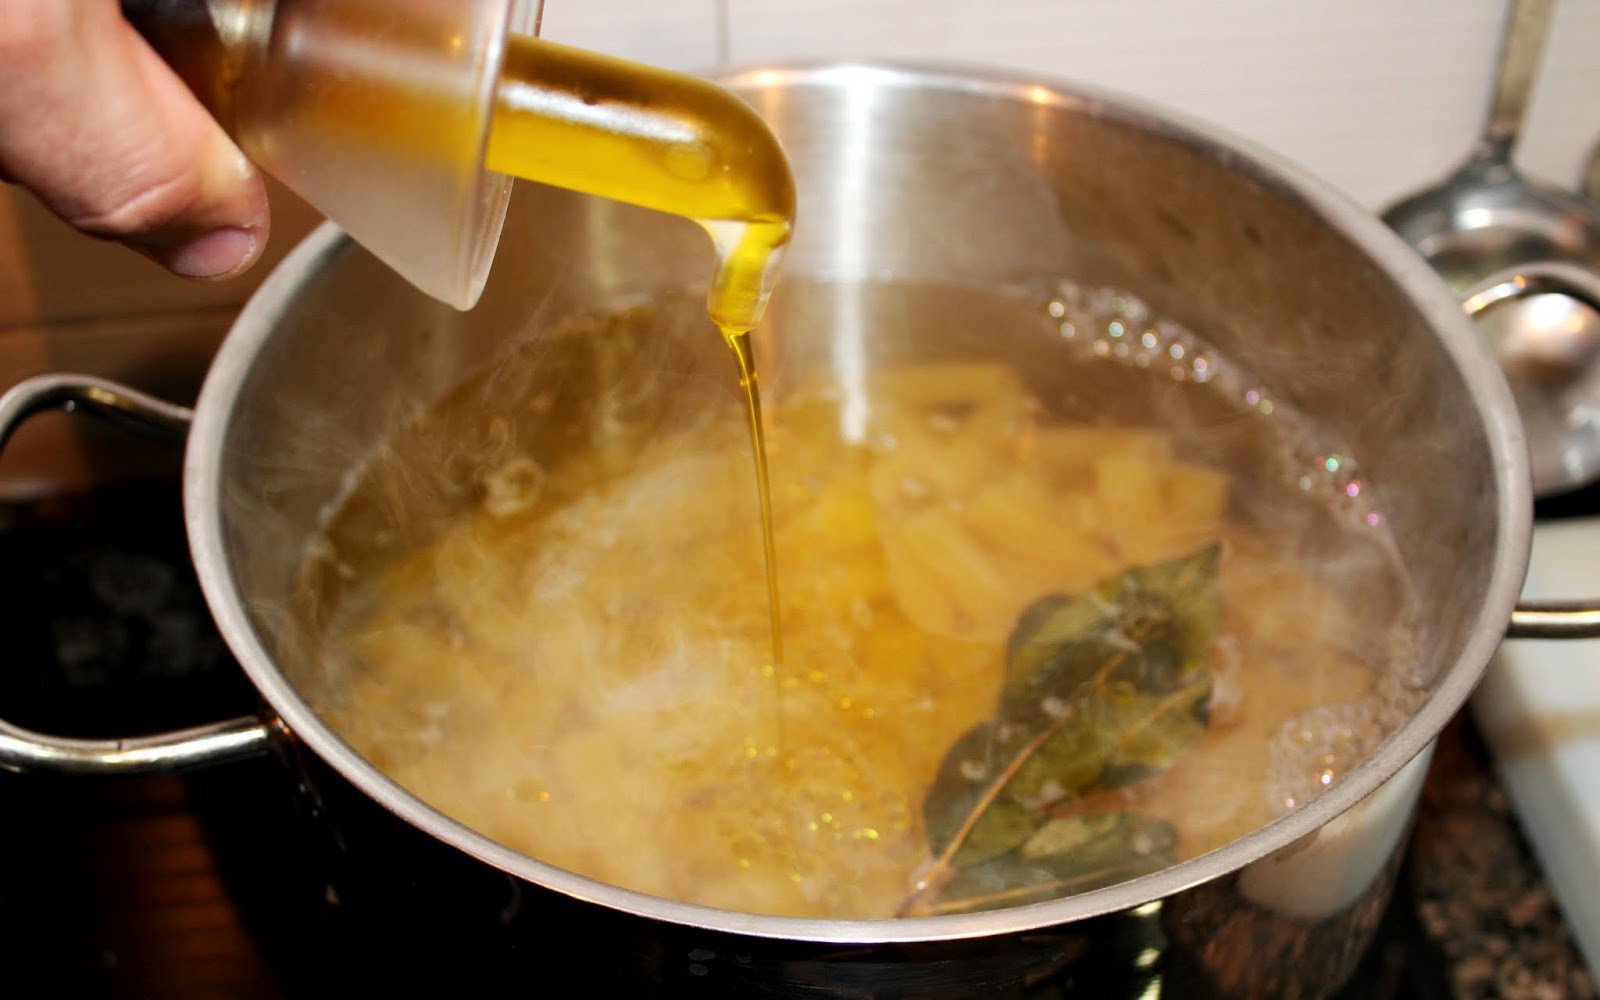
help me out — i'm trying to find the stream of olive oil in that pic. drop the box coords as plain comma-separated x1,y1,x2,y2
485,36,795,692
725,327,786,685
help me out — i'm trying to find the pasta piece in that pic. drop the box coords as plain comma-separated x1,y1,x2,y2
869,361,1025,409
879,507,1023,640
959,476,1120,595
1030,426,1173,478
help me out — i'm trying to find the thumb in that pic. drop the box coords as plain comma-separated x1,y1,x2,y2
0,1,269,279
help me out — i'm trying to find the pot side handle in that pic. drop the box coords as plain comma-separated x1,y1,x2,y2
0,374,272,773
1461,264,1600,640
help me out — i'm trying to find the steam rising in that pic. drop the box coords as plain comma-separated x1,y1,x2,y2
274,279,1426,919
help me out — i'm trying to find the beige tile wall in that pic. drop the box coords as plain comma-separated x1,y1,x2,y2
0,180,323,498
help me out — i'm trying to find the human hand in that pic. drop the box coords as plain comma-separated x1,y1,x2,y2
0,1,269,279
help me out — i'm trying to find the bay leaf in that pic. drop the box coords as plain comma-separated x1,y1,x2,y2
926,813,1180,915
905,544,1220,916
925,719,1111,869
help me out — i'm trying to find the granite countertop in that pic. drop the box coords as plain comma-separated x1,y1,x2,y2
1405,719,1594,999
0,480,1593,997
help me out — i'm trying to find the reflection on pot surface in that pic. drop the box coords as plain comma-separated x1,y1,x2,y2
283,276,1426,920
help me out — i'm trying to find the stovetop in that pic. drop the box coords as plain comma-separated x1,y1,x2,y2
0,478,1592,998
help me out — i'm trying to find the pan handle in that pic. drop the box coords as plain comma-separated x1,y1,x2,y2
1460,264,1600,640
0,374,272,773
1506,603,1600,639
1459,261,1600,320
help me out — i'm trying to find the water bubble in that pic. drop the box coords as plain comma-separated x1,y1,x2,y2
1266,699,1405,817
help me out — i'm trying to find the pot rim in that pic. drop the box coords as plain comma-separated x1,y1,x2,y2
184,61,1532,943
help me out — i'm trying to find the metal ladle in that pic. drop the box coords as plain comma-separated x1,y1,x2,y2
1383,0,1600,497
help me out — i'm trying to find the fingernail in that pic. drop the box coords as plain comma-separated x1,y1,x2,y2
162,226,260,279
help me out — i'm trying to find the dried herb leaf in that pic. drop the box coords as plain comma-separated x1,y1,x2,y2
902,545,1220,916
925,813,1179,915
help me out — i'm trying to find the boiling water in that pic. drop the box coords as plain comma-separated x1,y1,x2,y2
288,279,1424,919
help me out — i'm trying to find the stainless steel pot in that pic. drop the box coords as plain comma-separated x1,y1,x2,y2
4,64,1599,997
